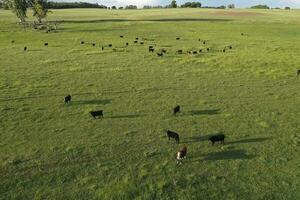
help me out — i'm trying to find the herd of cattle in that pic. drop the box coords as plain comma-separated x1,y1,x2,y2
64,94,225,164
16,34,300,164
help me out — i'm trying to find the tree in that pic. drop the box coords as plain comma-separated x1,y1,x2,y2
32,0,49,23
125,5,137,9
170,0,177,8
228,4,235,9
181,2,201,8
285,7,291,10
9,0,28,22
250,5,269,9
111,5,116,9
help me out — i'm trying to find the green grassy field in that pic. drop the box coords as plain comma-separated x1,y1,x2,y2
0,8,300,199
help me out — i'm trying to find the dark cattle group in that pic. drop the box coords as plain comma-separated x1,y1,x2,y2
297,70,300,76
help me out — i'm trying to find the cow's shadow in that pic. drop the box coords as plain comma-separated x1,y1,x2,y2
226,137,271,144
188,109,221,115
75,99,112,105
184,132,224,143
201,149,256,161
110,114,143,119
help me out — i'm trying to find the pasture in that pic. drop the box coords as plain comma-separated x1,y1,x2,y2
0,8,299,199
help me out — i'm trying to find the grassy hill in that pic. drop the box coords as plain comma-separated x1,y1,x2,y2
0,8,299,199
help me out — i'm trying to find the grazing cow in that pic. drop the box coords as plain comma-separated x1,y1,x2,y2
209,134,225,145
11,40,15,43
223,49,226,53
126,43,129,46
297,70,300,76
149,48,154,53
92,43,95,46
24,46,27,51
161,49,167,53
149,46,154,49
81,41,84,44
120,35,124,38
166,130,180,144
102,46,104,50
44,43,48,46
157,52,163,57
140,42,144,45
173,105,180,115
90,110,103,119
241,33,244,36
176,146,187,164
134,41,138,44
193,51,198,54
207,48,210,52
177,50,183,54
176,37,180,40
203,41,206,45
64,95,71,104
199,49,202,53
108,44,112,47
229,46,233,49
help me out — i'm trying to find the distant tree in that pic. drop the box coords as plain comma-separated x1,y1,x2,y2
118,6,123,9
125,5,137,9
143,5,152,9
170,0,177,8
181,2,201,8
250,4,269,9
111,5,116,9
9,0,28,22
285,6,291,10
228,4,235,9
31,0,49,23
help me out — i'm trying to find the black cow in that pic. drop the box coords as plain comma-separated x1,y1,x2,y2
92,43,95,46
161,49,167,53
229,46,233,49
126,43,129,46
102,46,104,50
223,49,226,53
11,40,15,43
203,41,206,45
176,37,181,40
209,134,225,145
199,49,202,53
176,146,187,164
149,48,154,53
136,38,139,40
157,52,163,57
81,41,84,44
241,33,244,36
207,48,210,52
173,105,180,115
24,46,27,51
149,46,154,49
44,43,48,46
90,110,103,118
134,41,138,44
166,130,180,144
108,44,112,47
64,95,71,103
193,51,198,54
297,70,300,76
177,50,183,54
140,42,144,45
120,36,124,38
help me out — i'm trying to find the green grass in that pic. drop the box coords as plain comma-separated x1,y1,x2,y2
0,8,300,200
